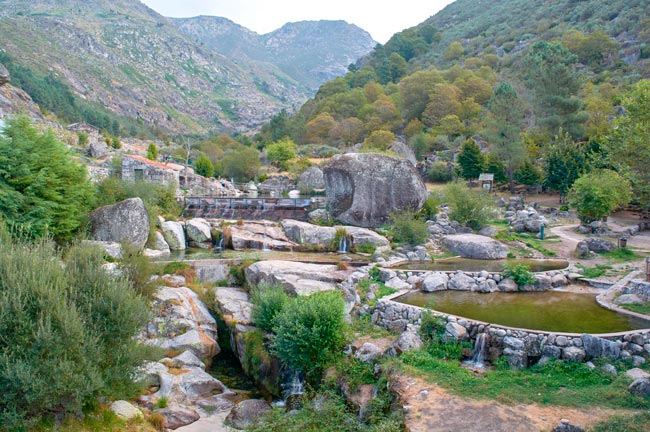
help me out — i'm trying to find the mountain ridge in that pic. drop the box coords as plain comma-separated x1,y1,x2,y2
0,0,375,135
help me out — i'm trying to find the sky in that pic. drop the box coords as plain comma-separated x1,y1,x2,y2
140,0,455,43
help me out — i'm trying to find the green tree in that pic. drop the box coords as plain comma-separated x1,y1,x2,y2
147,142,158,161
362,130,396,152
221,145,261,182
486,82,527,192
0,240,151,429
443,41,465,62
606,80,650,214
251,284,289,333
457,139,484,179
0,117,95,241
271,291,347,379
542,132,586,202
513,160,542,186
266,138,297,170
523,41,587,139
568,169,632,224
194,154,215,178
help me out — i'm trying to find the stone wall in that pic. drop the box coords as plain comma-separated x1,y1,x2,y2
372,294,650,368
624,279,650,303
391,268,571,293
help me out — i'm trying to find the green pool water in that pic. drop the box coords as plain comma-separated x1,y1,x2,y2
392,257,569,273
396,290,650,333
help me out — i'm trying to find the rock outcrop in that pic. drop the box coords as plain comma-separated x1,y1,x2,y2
245,260,352,295
443,234,509,259
297,166,325,191
224,399,272,429
141,286,219,362
281,219,390,252
162,221,187,251
228,221,297,251
89,197,149,250
0,64,9,86
323,153,427,228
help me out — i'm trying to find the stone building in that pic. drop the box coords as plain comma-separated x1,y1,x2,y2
121,154,182,187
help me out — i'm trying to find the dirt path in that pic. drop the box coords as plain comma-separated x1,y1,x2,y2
394,375,622,432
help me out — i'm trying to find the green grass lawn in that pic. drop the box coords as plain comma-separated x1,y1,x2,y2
394,350,650,409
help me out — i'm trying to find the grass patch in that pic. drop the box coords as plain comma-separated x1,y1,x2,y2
592,411,650,432
600,247,643,262
494,231,558,257
395,351,650,409
575,263,612,279
620,302,650,316
34,408,157,432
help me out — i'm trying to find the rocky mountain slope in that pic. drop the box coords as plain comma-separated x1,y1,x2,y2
0,0,375,134
173,17,377,92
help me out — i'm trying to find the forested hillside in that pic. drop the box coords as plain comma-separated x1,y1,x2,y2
250,0,649,208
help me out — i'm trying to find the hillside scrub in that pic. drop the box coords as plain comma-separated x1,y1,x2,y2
0,239,152,429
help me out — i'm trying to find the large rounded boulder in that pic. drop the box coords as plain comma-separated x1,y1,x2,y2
443,234,509,259
89,197,149,250
323,153,427,228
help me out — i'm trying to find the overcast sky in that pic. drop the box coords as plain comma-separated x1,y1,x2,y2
141,0,455,43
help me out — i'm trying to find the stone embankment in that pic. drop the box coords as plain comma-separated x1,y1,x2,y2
372,290,650,369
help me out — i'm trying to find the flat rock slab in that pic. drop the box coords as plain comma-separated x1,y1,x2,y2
443,234,509,259
245,260,352,295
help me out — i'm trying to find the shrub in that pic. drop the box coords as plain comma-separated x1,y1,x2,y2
442,180,494,230
419,311,446,342
502,263,536,286
419,193,443,221
353,242,377,254
0,240,151,429
271,291,348,378
427,161,454,182
389,209,428,246
118,243,158,298
147,143,158,161
568,169,632,224
251,284,290,332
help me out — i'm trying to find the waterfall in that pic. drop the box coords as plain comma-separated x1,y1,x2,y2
213,237,224,252
283,371,304,411
466,333,488,368
338,236,348,254
262,225,270,252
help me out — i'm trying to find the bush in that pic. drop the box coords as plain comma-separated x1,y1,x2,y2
118,243,158,298
419,194,442,221
271,291,348,378
419,311,446,342
502,263,536,286
427,161,454,182
568,169,632,224
251,284,290,332
443,180,494,230
389,209,428,246
0,240,151,429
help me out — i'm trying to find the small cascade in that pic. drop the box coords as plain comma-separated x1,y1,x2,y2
262,225,271,252
213,237,225,252
358,382,380,420
338,235,348,254
282,372,304,411
465,333,488,369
